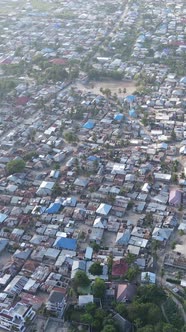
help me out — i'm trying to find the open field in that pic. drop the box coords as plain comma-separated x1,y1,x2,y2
76,80,136,97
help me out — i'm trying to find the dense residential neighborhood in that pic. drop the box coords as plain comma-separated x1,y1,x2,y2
0,0,186,331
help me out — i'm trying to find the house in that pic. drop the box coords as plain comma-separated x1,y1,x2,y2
179,145,186,155
169,189,182,207
4,275,28,297
152,227,172,242
45,202,61,214
0,213,8,224
85,247,93,260
113,313,132,332
96,203,112,216
0,238,8,254
116,283,137,303
71,260,86,279
36,181,55,196
74,177,89,188
141,272,156,284
93,217,107,229
115,229,131,246
0,302,35,332
53,237,77,251
78,295,94,306
46,289,66,316
112,259,128,277
89,228,104,244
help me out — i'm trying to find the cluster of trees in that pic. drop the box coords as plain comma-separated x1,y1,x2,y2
68,302,118,332
114,284,186,332
23,151,38,162
64,131,79,143
44,65,69,82
100,87,112,97
72,271,106,299
68,281,186,332
87,68,123,81
2,62,25,76
6,159,26,175
89,262,103,276
0,79,17,97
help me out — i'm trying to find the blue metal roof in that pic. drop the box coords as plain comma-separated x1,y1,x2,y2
125,95,136,103
129,109,137,118
114,113,124,121
83,120,95,130
54,237,77,250
45,202,61,214
87,156,99,162
0,213,7,224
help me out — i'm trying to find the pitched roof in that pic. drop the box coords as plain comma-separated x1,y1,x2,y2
117,283,137,302
112,259,128,277
96,203,112,215
54,237,77,250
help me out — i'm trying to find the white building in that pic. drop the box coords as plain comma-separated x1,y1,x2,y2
0,302,35,332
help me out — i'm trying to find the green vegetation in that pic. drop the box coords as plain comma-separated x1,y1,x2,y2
66,284,185,332
92,278,106,298
66,304,117,332
51,183,62,198
23,151,39,161
166,278,181,285
90,242,101,253
163,298,184,329
89,262,103,276
0,79,17,97
124,265,139,282
86,68,123,81
73,271,91,290
64,131,79,143
6,159,26,175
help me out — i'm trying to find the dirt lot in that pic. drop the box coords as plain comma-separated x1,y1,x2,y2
75,80,136,97
102,231,116,248
45,319,69,332
174,234,186,256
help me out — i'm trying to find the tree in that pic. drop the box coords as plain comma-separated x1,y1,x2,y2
125,253,136,265
101,325,117,332
92,309,107,330
127,200,134,210
124,266,139,282
91,241,100,253
85,302,96,315
52,183,62,197
138,326,154,332
64,131,78,143
147,303,162,324
89,262,103,275
92,278,106,298
107,254,113,275
73,271,90,289
6,159,26,175
80,313,93,324
172,173,178,183
136,285,166,305
115,303,128,318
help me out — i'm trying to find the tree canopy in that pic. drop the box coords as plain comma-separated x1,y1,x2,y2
101,325,117,332
6,159,26,175
73,271,90,289
89,262,103,275
92,278,106,298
